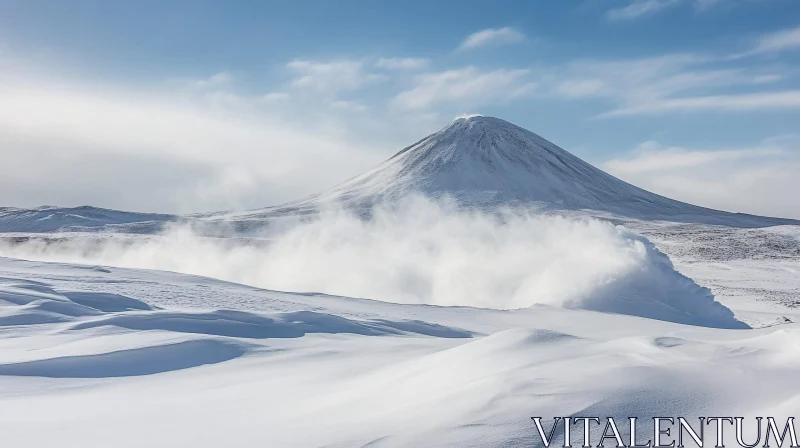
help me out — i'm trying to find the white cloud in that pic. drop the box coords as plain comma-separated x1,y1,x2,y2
602,90,800,116
752,74,783,83
0,77,383,213
606,0,682,21
605,140,784,173
392,67,535,110
0,48,470,213
751,25,800,54
261,92,290,102
180,72,234,89
375,57,429,70
287,59,386,94
549,53,709,100
603,140,800,219
609,0,759,16
542,53,792,117
555,79,607,98
457,27,525,51
329,100,369,112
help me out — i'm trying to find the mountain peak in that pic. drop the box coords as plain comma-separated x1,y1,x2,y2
254,117,796,227
447,115,513,130
440,115,551,147
451,113,486,123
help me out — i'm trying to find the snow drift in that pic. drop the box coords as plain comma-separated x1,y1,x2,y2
0,196,745,328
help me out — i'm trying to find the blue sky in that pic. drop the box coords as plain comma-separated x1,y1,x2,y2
1,0,799,217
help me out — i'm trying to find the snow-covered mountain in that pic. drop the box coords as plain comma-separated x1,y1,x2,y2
230,116,796,227
0,206,174,233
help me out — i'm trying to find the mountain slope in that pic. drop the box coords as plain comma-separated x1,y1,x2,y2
234,116,796,227
0,206,175,233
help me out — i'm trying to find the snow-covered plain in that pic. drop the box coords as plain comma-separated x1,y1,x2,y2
0,116,798,447
1,207,798,447
625,221,800,328
0,256,798,448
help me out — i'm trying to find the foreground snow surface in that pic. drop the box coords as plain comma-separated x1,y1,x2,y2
0,256,798,447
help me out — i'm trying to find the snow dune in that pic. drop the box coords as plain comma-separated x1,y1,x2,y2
0,258,793,447
0,277,472,344
0,274,473,382
0,340,246,378
71,310,472,339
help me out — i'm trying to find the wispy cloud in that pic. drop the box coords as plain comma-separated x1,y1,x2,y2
553,53,709,98
602,90,800,116
540,52,792,117
555,79,607,98
375,57,429,70
605,0,746,20
287,59,386,94
171,72,234,90
261,92,290,102
605,140,784,173
391,67,534,110
0,64,384,212
603,139,800,218
606,0,682,21
751,25,800,54
457,27,525,51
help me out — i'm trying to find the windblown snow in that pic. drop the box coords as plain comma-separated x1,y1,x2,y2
0,116,797,447
0,197,745,329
